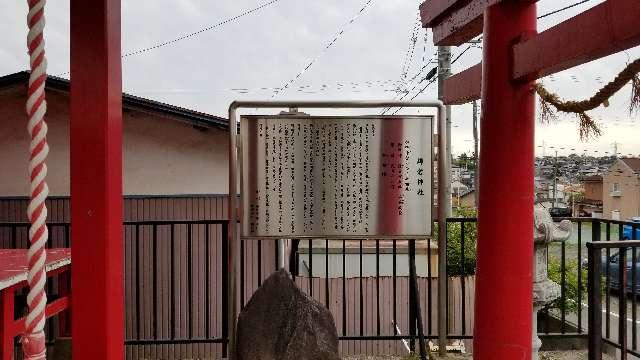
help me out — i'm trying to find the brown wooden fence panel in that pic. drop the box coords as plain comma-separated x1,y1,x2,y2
0,195,229,223
0,196,476,359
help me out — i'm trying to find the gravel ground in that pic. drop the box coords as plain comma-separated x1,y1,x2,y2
343,350,615,359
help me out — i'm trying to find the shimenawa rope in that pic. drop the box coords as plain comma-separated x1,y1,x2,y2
535,58,640,140
23,0,50,358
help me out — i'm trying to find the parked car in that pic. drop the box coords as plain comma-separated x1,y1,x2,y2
622,217,640,240
549,207,572,218
602,248,640,294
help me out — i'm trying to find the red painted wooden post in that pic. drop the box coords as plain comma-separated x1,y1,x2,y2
69,0,124,358
473,2,536,359
0,288,15,360
58,271,71,337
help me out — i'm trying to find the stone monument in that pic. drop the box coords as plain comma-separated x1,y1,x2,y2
533,205,571,359
236,269,340,360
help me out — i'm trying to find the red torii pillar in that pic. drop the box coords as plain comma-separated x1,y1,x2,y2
70,0,124,359
421,1,536,358
421,0,640,358
474,2,536,358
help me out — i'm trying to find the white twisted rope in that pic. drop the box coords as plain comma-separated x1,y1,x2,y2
22,0,49,358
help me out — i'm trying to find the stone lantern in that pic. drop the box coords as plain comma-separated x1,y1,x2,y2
533,205,571,359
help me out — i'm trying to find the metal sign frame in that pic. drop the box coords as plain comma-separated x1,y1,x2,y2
226,100,446,358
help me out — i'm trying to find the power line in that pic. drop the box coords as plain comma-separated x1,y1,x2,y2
395,0,592,105
130,78,404,96
54,0,282,77
381,23,434,115
390,72,437,114
123,0,282,58
410,76,437,101
450,43,475,64
537,0,592,19
391,42,476,114
381,52,437,114
399,16,422,87
228,79,403,93
422,27,430,64
272,0,376,97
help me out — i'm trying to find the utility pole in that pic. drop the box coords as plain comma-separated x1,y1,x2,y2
472,100,479,205
438,46,453,216
437,45,452,357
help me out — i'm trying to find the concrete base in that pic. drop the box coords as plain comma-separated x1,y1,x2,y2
533,305,543,360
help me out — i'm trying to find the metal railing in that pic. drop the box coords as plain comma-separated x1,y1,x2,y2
5,217,638,358
272,238,438,352
1,220,231,359
120,220,229,352
587,220,640,360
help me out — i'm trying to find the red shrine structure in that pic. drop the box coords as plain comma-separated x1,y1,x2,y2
2,0,640,359
419,0,640,359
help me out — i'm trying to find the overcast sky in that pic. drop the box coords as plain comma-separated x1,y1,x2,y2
2,0,638,157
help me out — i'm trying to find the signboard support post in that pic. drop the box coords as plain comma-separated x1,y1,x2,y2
227,100,445,359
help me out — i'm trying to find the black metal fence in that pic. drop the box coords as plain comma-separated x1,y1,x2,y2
0,220,231,359
4,217,639,358
587,220,640,360
275,237,440,355
121,220,229,355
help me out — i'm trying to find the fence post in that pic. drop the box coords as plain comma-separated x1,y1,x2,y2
587,242,602,360
592,220,601,242
221,222,229,358
408,239,428,360
409,240,416,352
618,247,628,360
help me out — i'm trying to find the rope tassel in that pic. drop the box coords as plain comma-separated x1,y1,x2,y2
631,74,640,114
535,57,640,140
23,0,49,358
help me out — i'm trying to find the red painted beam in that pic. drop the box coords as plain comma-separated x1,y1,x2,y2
419,0,467,27
70,0,124,359
513,0,640,80
443,62,482,104
13,296,70,334
431,0,500,46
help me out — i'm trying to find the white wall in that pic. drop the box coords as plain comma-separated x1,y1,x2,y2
0,85,229,196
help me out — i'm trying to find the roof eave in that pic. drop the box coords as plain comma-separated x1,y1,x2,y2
0,71,229,131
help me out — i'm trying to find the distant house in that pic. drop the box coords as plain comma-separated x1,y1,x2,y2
603,158,640,220
577,175,603,217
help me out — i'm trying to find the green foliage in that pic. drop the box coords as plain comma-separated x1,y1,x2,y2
547,258,588,313
446,207,477,276
454,152,477,170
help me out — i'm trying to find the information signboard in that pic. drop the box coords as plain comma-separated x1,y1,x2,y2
240,115,432,238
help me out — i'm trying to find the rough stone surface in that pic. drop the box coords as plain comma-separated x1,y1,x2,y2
236,269,340,360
